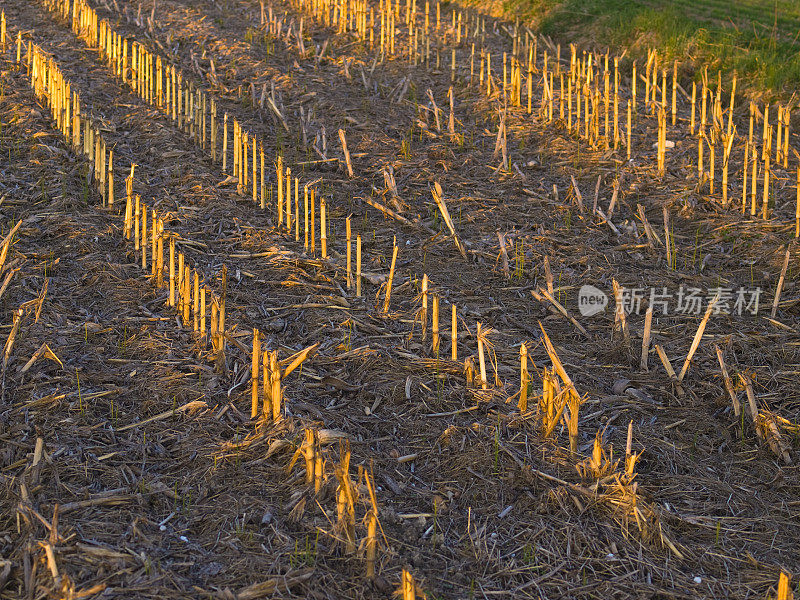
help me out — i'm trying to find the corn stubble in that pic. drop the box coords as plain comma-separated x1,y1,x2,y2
4,0,800,596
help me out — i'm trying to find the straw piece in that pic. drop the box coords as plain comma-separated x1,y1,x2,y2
678,293,719,382
431,182,466,258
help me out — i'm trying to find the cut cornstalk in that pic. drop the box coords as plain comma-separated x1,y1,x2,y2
641,306,653,371
431,182,467,258
334,441,357,554
678,293,719,382
451,304,457,361
663,207,672,269
270,350,282,422
251,329,260,418
518,343,529,412
0,220,22,275
654,344,685,397
262,348,271,418
320,196,327,258
476,322,488,390
401,569,416,600
338,128,354,177
612,279,630,343
421,274,428,341
715,345,740,417
279,342,320,378
356,234,362,297
362,466,380,578
771,245,791,319
431,295,440,355
365,510,377,577
566,390,582,458
168,235,176,306
346,217,352,289
777,573,791,600
2,307,24,375
382,243,398,314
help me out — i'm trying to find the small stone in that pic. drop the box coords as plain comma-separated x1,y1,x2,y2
371,575,393,593
612,378,631,395
267,318,285,332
